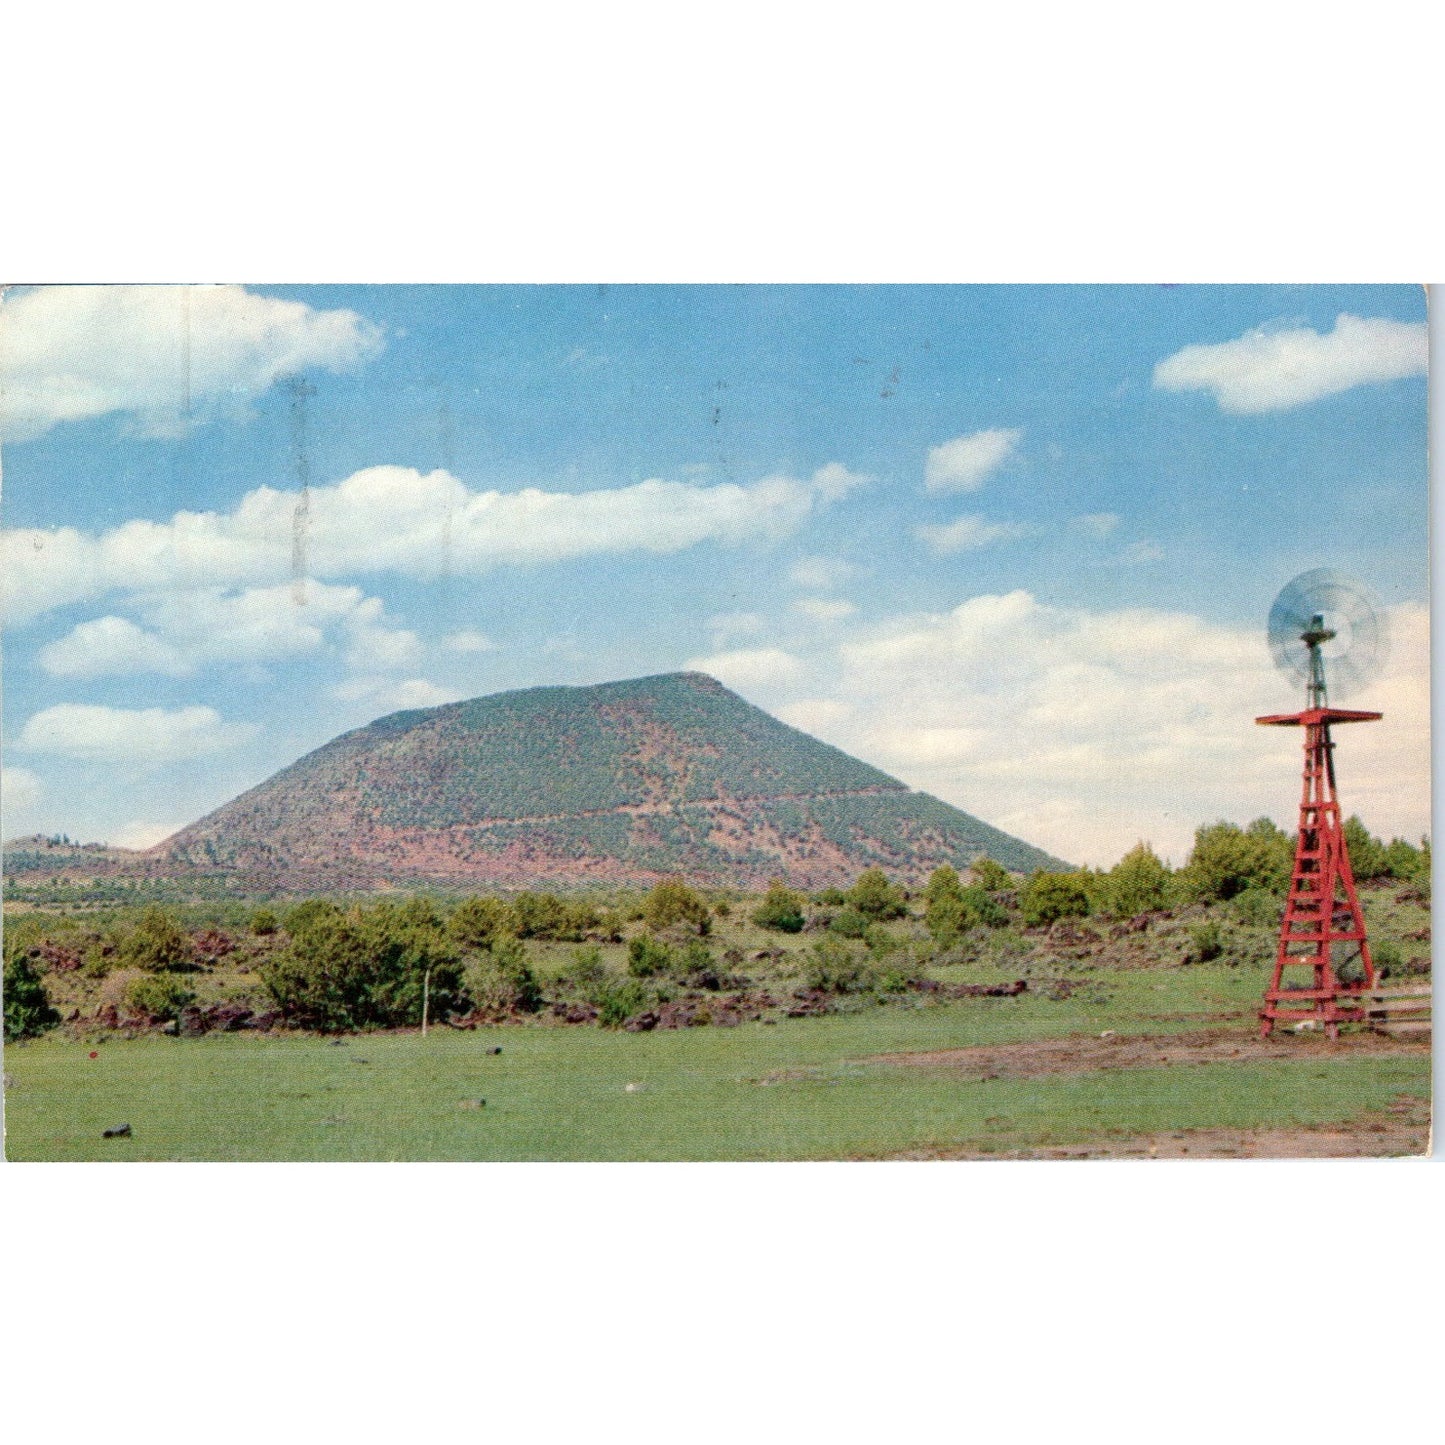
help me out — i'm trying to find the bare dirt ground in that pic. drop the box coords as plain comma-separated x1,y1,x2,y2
865,1027,1433,1159
889,1096,1431,1159
868,1025,1427,1080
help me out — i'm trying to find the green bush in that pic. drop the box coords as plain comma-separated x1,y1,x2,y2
675,940,716,977
124,974,196,1023
259,902,468,1032
1102,843,1172,918
846,868,907,921
595,978,652,1028
1343,816,1388,881
449,896,516,949
250,908,280,936
511,892,596,941
117,906,194,972
802,938,876,994
828,907,872,940
465,937,542,1015
1370,939,1404,978
1180,820,1292,903
565,945,609,988
970,857,1013,894
1230,887,1280,929
1187,919,1224,963
627,936,673,978
642,878,710,935
3,954,60,1040
752,880,806,934
284,898,344,938
1020,871,1091,928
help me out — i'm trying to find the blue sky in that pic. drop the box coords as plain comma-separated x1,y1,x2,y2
0,284,1429,866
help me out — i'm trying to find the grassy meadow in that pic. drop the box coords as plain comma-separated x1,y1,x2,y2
5,960,1429,1161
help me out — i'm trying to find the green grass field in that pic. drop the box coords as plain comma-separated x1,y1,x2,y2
4,966,1428,1160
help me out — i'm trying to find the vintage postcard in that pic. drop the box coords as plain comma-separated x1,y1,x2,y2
1,284,1430,1159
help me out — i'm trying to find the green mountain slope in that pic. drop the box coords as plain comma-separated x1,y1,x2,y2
159,672,1065,887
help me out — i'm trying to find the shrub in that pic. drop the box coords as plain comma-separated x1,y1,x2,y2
814,888,848,907
284,898,344,938
565,945,609,988
970,856,1013,894
846,868,907,920
1180,820,1292,903
1230,887,1280,929
802,938,876,994
1102,843,1172,918
828,906,872,940
1342,816,1388,881
511,890,572,936
466,937,542,1015
1383,836,1430,885
1187,919,1224,963
752,880,806,934
924,865,963,909
595,978,652,1028
675,940,716,977
117,906,194,972
1020,871,1092,928
928,885,1008,942
3,955,60,1040
124,974,196,1023
642,878,710,935
627,936,673,978
250,908,280,936
1370,939,1404,979
449,896,516,950
259,902,468,1032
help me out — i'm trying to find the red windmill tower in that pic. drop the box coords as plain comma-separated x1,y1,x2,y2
1257,571,1388,1040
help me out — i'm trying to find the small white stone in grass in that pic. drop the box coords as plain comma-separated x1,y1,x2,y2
624,1082,644,1093
1099,1030,1116,1039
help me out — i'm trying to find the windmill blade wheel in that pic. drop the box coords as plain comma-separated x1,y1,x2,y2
1266,569,1388,701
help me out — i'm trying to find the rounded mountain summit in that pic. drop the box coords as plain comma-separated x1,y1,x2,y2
160,672,1065,889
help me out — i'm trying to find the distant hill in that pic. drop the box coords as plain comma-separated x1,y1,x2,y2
154,672,1065,889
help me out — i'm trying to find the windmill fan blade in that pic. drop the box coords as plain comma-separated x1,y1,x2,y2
1266,568,1389,700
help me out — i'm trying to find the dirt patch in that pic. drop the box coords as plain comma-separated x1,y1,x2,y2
888,1096,1432,1159
867,1026,1428,1081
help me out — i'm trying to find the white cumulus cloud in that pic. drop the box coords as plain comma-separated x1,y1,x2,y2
0,284,384,442
3,464,855,627
749,592,1429,867
793,597,857,622
1070,512,1120,539
683,646,804,692
442,629,497,654
110,820,187,851
1152,313,1427,413
36,582,419,677
2,765,44,814
924,428,1022,493
39,615,191,678
788,555,859,591
916,515,1033,554
17,704,257,764
332,677,463,711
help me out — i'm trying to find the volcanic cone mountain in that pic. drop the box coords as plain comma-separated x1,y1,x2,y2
160,672,1063,888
